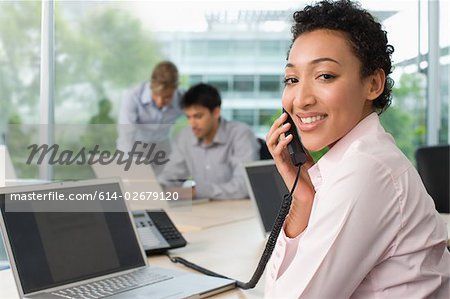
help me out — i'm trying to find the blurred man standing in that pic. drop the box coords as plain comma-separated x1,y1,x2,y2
117,61,183,161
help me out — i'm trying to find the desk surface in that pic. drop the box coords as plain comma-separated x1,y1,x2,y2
0,200,266,299
159,199,257,232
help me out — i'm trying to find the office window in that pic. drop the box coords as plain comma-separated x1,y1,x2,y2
233,75,254,93
232,109,255,127
439,64,448,143
208,40,230,56
189,75,203,86
0,1,41,179
377,1,449,162
232,40,255,56
259,109,279,127
438,0,449,144
53,2,162,180
186,40,207,57
207,75,229,93
259,75,281,93
260,40,281,56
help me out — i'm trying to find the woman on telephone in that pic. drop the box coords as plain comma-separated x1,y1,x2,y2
265,0,450,298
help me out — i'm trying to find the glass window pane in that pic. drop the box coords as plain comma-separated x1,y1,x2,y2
233,75,254,92
186,40,207,57
232,109,254,126
438,0,449,144
0,1,41,179
260,40,281,55
374,1,428,163
233,40,254,55
259,109,279,127
189,75,203,85
207,75,229,93
54,1,162,180
260,75,281,92
209,40,230,56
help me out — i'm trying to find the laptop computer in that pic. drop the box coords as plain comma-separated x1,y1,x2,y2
243,160,289,235
0,178,234,298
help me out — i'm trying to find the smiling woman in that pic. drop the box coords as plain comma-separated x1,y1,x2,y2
265,1,450,298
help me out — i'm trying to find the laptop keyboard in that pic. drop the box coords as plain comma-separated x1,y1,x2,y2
50,269,173,299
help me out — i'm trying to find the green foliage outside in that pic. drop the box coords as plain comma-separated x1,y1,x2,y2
0,2,41,128
1,2,162,179
381,72,426,163
55,5,161,102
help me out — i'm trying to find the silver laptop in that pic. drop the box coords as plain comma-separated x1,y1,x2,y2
243,160,289,235
0,178,234,298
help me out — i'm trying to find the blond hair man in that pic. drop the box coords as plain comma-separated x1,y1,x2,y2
117,61,184,170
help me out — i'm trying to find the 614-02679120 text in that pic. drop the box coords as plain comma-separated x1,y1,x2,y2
7,191,179,201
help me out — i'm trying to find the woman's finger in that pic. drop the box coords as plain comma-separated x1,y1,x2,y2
267,122,291,150
272,134,293,156
266,112,288,141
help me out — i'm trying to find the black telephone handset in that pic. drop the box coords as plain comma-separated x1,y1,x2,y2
283,108,308,166
133,209,187,255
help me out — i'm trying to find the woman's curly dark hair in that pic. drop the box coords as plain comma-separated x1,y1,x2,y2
290,0,394,113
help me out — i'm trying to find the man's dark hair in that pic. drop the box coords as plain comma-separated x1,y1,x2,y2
180,83,222,111
291,0,394,113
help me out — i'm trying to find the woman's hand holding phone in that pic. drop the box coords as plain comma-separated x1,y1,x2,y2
266,111,316,238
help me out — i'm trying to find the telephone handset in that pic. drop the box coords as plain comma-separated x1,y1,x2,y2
132,209,187,255
282,108,308,166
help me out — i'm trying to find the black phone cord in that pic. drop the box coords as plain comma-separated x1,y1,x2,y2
167,165,302,289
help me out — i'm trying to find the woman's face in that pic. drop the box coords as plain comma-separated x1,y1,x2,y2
283,29,378,152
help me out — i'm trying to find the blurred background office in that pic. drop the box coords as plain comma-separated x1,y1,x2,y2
0,0,448,182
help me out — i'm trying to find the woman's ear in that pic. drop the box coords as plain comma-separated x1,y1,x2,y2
366,69,386,101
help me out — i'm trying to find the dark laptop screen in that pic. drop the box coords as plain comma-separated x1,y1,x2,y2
0,182,145,294
246,163,289,233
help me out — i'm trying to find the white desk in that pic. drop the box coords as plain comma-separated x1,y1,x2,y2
148,218,267,298
0,200,266,299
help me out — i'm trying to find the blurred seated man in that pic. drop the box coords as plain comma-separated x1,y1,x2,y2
117,61,183,174
158,83,259,200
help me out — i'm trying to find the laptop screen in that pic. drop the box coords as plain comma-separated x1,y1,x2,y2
0,182,146,294
245,162,289,233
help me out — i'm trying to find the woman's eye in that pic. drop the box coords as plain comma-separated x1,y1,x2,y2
318,74,336,80
283,78,298,85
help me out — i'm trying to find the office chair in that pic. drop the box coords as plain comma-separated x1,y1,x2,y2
415,145,450,213
257,138,273,160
